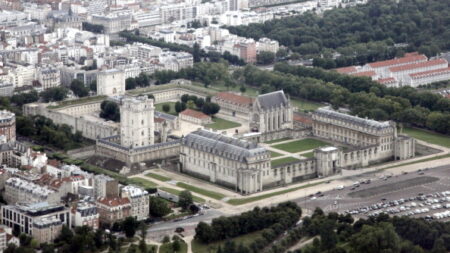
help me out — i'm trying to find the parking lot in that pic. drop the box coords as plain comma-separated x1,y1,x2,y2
298,164,450,221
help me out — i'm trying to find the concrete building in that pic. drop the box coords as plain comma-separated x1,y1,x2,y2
0,81,14,97
94,174,119,199
250,90,293,133
4,177,60,204
37,67,61,90
121,185,149,221
256,37,279,53
0,110,15,142
96,197,131,225
179,109,212,125
91,13,132,34
120,96,155,148
97,69,125,96
180,129,270,194
0,202,70,243
72,202,99,230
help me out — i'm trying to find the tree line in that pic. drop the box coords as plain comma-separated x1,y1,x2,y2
226,0,450,68
119,31,245,66
270,63,450,134
195,202,301,244
16,115,85,150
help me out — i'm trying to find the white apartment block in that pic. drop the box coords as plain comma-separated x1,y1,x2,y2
72,202,99,230
256,37,279,53
160,4,198,24
4,177,60,204
91,13,132,34
37,67,61,89
121,185,149,221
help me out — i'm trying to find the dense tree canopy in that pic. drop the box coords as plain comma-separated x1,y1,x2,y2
99,101,120,122
227,0,450,67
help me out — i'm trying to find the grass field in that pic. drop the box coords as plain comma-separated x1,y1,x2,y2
272,138,330,153
205,117,241,130
271,157,300,167
264,137,292,144
301,152,314,158
227,181,324,205
127,177,158,188
270,151,283,158
155,102,178,115
290,98,324,112
160,187,206,203
176,182,226,200
145,173,171,182
191,231,264,253
403,127,450,148
159,241,188,253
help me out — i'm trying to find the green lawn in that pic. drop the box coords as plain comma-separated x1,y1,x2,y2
271,157,301,167
176,182,226,200
227,181,324,205
160,187,206,203
272,138,330,153
205,117,241,130
270,151,283,158
290,98,324,112
128,177,158,188
264,137,292,144
191,231,264,253
301,152,314,158
403,127,450,148
155,102,178,115
146,173,171,182
159,241,187,253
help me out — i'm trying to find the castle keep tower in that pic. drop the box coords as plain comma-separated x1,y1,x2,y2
120,96,155,148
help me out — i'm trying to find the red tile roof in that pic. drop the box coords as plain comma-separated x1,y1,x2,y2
180,109,210,119
97,197,130,207
154,117,165,123
368,54,427,68
389,59,448,73
215,92,253,106
351,71,376,77
377,77,397,84
293,113,313,125
47,159,60,167
409,67,450,79
334,66,357,74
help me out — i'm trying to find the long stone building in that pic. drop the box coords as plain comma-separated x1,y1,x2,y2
179,107,416,194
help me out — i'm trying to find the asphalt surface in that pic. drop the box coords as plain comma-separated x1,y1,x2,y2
147,209,223,241
296,164,450,220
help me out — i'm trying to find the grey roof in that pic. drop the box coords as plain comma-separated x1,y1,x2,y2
315,107,391,130
182,129,268,163
155,111,177,121
257,90,288,110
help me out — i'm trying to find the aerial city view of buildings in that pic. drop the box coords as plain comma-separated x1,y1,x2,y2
0,0,448,252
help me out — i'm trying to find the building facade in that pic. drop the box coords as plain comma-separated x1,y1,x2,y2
97,69,125,96
0,110,15,142
120,185,149,221
250,90,293,133
120,96,155,148
96,197,131,225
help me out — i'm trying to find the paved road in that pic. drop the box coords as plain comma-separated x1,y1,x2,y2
147,209,224,241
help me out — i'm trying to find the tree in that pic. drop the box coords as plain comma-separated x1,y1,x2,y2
40,87,68,102
276,48,289,59
99,101,120,122
172,240,181,252
150,196,171,217
70,79,89,97
202,102,220,116
178,190,193,210
162,103,171,113
126,78,137,90
122,217,138,238
193,42,201,63
181,94,190,103
350,223,400,253
240,86,246,93
186,100,196,109
195,98,205,109
257,51,275,65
